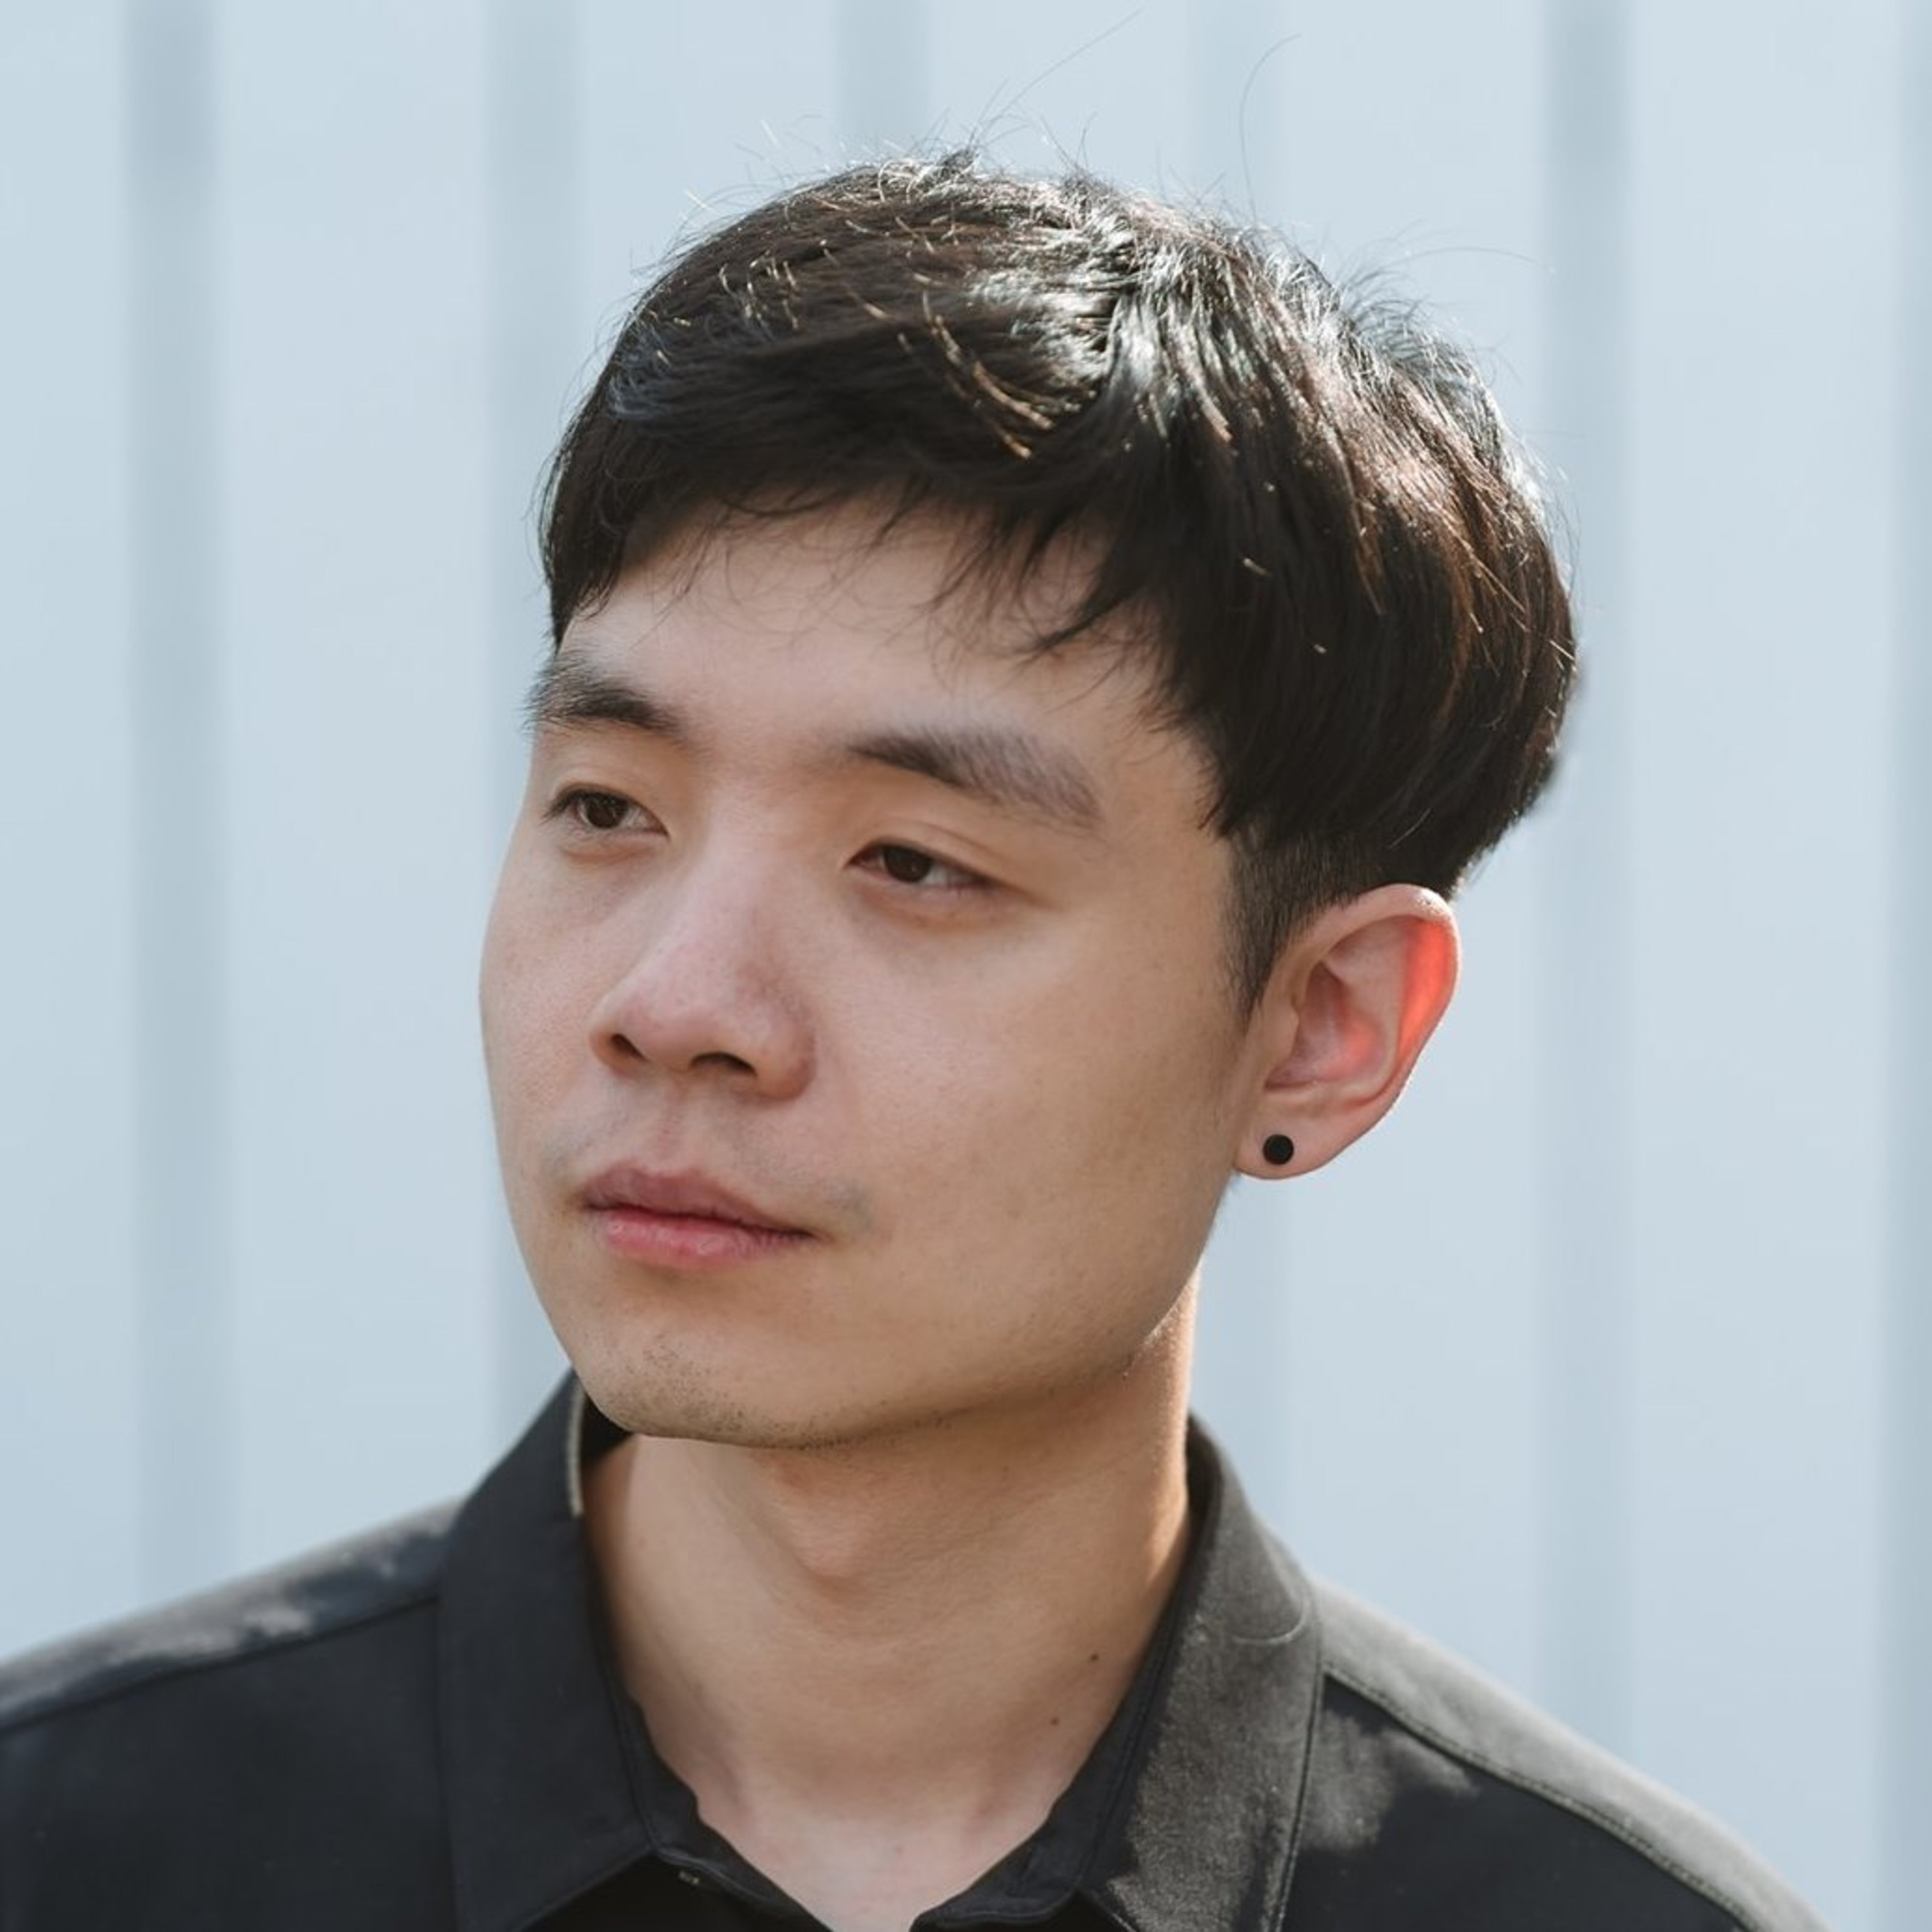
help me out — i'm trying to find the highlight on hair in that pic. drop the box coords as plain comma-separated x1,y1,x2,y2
542,152,1576,1002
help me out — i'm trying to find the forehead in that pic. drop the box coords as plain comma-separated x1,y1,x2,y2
549,508,1188,782
589,505,1114,671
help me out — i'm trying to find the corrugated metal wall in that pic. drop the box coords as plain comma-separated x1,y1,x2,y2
2,4,1921,1925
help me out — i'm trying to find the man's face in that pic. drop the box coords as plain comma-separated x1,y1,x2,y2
481,509,1270,1448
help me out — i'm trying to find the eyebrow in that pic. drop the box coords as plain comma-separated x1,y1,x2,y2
836,725,1101,834
525,657,691,741
526,656,1102,835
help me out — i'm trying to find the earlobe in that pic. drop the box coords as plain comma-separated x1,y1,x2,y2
1236,886,1459,1179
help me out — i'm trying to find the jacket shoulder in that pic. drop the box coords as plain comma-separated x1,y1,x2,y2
1306,1579,1830,1932
0,1499,455,1736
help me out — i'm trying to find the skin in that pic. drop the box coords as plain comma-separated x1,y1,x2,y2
480,507,1459,1931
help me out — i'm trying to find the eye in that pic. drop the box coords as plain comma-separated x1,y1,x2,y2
860,842,985,891
546,787,649,835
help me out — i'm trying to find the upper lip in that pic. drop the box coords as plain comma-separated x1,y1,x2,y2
581,1165,803,1233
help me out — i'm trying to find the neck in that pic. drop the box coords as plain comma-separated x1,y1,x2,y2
584,1299,1194,1932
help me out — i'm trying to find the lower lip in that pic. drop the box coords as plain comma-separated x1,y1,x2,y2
590,1206,811,1270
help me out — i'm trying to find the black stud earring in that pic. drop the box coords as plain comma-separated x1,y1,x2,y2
1261,1134,1295,1167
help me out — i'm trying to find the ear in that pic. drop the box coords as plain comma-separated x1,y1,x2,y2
1232,886,1460,1178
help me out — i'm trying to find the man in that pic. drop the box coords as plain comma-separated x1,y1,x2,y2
0,154,1825,1929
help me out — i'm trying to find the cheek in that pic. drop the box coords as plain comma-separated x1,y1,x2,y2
479,871,579,1128
864,941,1239,1282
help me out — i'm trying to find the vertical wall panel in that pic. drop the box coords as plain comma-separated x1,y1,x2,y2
213,0,501,1573
1187,0,1291,209
127,0,233,1603
1624,3,1892,1921
1882,4,1931,1925
0,4,144,1655
839,0,929,151
1535,0,1636,1753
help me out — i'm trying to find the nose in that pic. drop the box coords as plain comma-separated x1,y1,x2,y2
588,856,814,1098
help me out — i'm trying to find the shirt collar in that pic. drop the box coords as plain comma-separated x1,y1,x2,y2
1080,1425,1323,1932
440,1380,651,1931
437,1381,1324,1932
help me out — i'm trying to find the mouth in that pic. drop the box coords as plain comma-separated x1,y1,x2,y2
580,1165,814,1269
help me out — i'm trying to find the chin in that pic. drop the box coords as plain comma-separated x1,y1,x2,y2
573,1348,836,1450
574,1345,979,1456
574,1348,753,1444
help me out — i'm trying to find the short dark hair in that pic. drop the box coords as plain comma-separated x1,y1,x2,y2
542,152,1575,1004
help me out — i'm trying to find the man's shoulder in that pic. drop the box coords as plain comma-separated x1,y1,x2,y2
0,1498,456,1741
1302,1577,1829,1932
1,1504,463,1928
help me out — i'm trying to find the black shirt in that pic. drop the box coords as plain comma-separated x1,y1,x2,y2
0,1382,1828,1930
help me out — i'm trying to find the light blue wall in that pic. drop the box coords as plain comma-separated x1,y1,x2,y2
2,5,1921,1927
